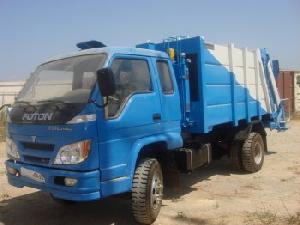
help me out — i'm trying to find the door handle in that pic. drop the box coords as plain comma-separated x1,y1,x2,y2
152,113,161,122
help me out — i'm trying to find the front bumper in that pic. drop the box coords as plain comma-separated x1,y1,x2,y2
5,160,101,201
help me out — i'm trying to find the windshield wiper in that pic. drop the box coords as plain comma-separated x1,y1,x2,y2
0,103,12,111
37,99,69,111
37,99,67,104
15,100,32,105
14,100,37,110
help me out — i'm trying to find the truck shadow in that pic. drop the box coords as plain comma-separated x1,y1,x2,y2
164,157,262,199
0,192,139,225
0,156,275,225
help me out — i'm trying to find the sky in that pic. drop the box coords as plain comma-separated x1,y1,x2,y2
0,0,299,81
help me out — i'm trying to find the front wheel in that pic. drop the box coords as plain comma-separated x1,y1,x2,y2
132,158,163,224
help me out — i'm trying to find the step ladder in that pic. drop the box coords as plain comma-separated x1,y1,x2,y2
260,49,288,131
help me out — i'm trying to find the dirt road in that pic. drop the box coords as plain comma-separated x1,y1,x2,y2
0,121,300,225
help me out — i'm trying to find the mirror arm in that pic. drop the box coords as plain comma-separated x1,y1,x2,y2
0,104,12,112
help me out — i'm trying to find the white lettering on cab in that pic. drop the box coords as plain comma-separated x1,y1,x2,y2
22,113,54,121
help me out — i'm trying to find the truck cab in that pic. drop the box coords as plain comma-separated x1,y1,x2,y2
5,47,183,223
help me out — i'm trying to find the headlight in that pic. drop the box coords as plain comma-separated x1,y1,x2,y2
6,137,20,159
54,140,91,165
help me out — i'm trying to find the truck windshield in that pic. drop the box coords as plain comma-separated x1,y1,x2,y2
17,54,107,104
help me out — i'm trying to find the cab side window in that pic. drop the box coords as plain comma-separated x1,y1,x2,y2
107,58,152,118
156,60,174,94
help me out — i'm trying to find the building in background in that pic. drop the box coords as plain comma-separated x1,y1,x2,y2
294,71,300,114
0,80,25,105
276,70,300,118
0,80,25,140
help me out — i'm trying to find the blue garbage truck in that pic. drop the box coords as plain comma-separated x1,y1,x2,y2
5,36,287,224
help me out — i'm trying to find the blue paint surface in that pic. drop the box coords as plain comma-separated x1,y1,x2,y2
138,36,272,133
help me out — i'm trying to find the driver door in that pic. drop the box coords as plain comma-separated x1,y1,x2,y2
97,55,162,196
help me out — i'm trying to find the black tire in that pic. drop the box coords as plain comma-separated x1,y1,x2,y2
241,132,265,173
230,141,244,171
132,158,163,225
50,194,76,205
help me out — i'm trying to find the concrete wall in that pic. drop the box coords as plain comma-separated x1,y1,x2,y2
0,80,25,140
0,81,25,105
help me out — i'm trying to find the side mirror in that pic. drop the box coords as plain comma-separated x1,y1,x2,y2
96,68,116,97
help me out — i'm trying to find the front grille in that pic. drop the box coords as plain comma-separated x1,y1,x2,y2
23,155,50,165
23,142,54,151
21,141,55,165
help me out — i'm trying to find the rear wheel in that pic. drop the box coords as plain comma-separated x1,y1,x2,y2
241,132,265,173
132,158,163,224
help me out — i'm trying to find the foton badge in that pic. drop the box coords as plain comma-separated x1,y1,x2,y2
22,113,54,121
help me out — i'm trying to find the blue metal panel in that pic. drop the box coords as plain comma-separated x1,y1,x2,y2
205,65,231,85
138,36,270,133
138,37,206,132
206,85,231,106
235,85,247,103
94,53,182,197
6,160,101,201
202,41,267,131
101,177,131,197
236,102,246,120
206,104,232,128
230,71,238,126
128,132,183,180
7,106,100,171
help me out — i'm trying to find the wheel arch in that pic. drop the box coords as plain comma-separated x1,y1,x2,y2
231,121,268,158
251,121,267,137
250,121,268,152
129,132,183,179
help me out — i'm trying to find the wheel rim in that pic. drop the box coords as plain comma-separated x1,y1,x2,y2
254,142,263,164
150,172,163,210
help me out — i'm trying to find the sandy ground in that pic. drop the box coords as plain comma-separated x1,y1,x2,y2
0,121,300,225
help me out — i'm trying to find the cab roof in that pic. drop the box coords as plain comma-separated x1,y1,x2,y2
44,47,169,64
